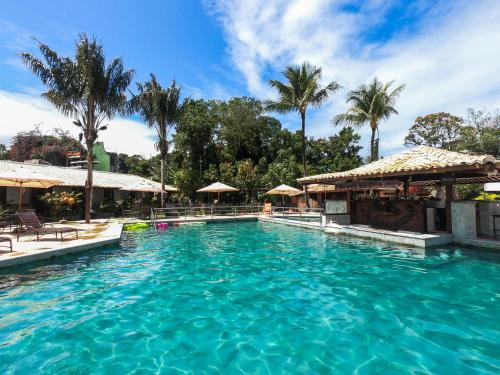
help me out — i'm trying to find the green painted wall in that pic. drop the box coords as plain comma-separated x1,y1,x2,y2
92,142,111,172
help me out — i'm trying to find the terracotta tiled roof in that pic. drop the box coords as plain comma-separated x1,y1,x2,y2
0,160,175,191
298,145,498,184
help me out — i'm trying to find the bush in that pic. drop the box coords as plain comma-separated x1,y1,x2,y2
40,191,83,220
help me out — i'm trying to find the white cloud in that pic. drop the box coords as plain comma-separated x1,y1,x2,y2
207,0,500,156
0,90,157,157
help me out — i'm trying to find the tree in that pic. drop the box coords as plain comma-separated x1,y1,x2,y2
266,62,340,205
334,78,404,162
20,34,134,222
404,112,465,151
234,159,259,203
131,75,186,206
8,126,82,165
307,128,363,174
404,110,500,156
262,152,302,188
218,97,266,161
465,108,500,156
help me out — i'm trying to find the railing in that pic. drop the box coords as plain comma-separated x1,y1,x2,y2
265,206,324,225
151,205,262,227
150,205,324,229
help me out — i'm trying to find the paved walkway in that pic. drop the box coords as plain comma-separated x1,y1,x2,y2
0,219,124,269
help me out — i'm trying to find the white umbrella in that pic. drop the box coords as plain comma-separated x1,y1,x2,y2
197,182,239,204
0,169,63,209
266,184,302,206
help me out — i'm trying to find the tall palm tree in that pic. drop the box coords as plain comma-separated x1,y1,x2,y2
265,62,340,204
334,78,405,162
131,75,186,207
20,34,134,223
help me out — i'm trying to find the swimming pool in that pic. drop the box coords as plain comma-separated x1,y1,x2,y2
0,221,499,373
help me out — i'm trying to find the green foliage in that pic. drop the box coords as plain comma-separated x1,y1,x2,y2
334,77,405,162
20,34,134,222
473,192,500,201
0,144,7,160
40,191,83,219
130,75,187,206
265,61,341,177
405,109,500,156
262,153,302,188
455,184,483,200
404,112,465,150
118,154,152,177
306,128,362,174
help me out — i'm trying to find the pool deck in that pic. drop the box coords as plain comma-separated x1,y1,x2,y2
0,215,261,270
0,219,124,269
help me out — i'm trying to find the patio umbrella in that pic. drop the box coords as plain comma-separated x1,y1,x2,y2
266,184,302,206
0,169,63,209
197,182,239,204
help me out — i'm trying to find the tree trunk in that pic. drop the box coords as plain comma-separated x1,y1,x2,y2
370,125,379,162
85,142,94,224
160,156,165,208
301,111,309,208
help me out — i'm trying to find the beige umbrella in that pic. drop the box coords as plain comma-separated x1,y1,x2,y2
0,169,63,209
197,182,239,204
266,184,302,206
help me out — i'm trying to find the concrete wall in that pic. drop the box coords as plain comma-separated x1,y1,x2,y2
451,201,477,240
325,213,351,225
478,201,500,238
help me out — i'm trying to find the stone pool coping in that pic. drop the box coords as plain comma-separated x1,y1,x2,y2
1,214,497,270
0,219,124,269
0,216,261,269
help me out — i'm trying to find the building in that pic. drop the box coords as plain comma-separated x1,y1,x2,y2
298,145,500,248
0,160,168,209
92,142,119,172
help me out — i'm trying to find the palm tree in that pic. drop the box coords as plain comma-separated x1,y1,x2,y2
131,75,186,207
334,78,405,162
265,62,340,204
20,34,134,223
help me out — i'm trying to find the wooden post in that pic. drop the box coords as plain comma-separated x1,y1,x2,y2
445,184,454,233
403,180,409,195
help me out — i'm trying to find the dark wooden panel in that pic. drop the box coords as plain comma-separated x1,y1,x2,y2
351,200,426,233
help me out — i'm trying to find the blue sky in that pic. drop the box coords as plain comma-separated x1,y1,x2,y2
1,0,499,157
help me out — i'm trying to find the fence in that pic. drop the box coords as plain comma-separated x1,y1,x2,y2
150,205,324,228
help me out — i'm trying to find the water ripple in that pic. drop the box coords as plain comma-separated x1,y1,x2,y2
0,221,499,374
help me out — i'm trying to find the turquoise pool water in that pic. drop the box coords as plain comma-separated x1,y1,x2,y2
0,221,499,374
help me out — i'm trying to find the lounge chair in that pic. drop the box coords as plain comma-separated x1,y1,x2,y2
17,211,79,242
0,237,12,252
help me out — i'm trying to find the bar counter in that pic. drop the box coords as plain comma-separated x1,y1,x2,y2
351,199,427,233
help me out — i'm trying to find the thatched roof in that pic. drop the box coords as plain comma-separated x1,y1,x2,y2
298,145,499,184
0,160,172,191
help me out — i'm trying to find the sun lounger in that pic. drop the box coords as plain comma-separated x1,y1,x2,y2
17,211,78,242
0,237,12,251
